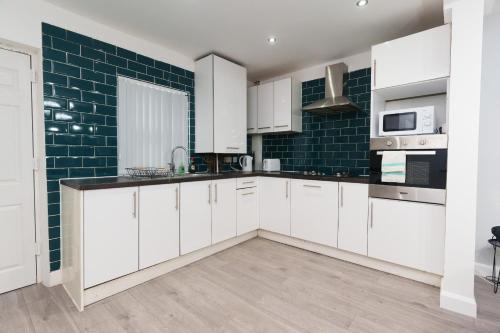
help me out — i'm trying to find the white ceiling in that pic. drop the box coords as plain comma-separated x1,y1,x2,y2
44,0,443,81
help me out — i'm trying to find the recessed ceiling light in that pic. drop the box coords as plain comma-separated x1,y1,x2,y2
356,0,368,7
266,36,278,45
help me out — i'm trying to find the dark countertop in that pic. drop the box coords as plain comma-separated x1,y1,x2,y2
60,171,369,190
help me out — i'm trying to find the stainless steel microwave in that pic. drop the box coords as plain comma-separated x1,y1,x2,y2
378,106,435,137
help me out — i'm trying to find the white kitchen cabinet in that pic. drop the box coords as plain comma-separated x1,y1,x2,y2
257,82,273,132
212,178,237,244
180,180,212,255
83,187,139,288
247,86,258,134
259,177,290,235
237,186,259,235
371,25,450,91
255,78,302,134
195,54,247,153
338,182,368,255
368,198,445,275
139,184,179,269
291,180,338,247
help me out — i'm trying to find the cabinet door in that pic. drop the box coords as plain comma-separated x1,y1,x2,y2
273,78,292,132
212,178,237,244
291,180,338,247
237,186,259,235
372,25,450,90
257,82,273,133
259,177,290,235
247,86,258,134
194,55,214,153
180,180,212,255
368,198,445,274
338,183,368,255
213,55,247,154
84,187,139,288
139,184,179,269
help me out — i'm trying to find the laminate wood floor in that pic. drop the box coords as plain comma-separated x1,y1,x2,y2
1,238,499,333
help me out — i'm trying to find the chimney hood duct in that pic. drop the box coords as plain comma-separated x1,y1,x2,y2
302,62,361,114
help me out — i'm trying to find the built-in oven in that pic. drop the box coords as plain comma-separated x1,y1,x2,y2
369,134,447,205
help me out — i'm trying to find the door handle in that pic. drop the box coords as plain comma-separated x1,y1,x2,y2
286,181,289,199
132,192,137,218
247,127,255,130
340,185,344,207
258,126,271,129
208,184,211,204
215,183,218,203
373,59,377,88
370,202,374,228
175,187,179,210
242,192,255,196
303,184,321,188
274,125,289,128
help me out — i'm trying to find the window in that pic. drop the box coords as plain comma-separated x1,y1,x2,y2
117,76,189,175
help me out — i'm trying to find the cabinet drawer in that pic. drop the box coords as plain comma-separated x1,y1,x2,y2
237,177,258,189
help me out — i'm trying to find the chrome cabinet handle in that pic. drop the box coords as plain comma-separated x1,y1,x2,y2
258,126,271,129
175,187,179,210
370,202,374,228
247,127,255,130
286,181,289,199
215,183,218,203
274,125,289,128
208,184,211,204
340,185,344,207
303,184,321,188
373,59,377,88
242,192,255,196
242,180,254,184
132,192,137,218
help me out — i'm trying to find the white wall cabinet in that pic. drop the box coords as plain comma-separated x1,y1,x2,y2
247,86,258,134
237,186,259,235
195,54,247,153
371,25,450,91
338,183,368,255
83,187,139,288
259,177,290,235
367,198,446,275
139,184,180,270
254,77,301,134
212,178,237,244
180,180,213,255
257,82,274,132
291,180,339,247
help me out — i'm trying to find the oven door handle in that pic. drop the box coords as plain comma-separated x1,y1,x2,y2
376,151,436,156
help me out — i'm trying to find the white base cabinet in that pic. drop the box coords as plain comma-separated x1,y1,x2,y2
291,180,339,247
212,178,237,244
237,186,259,235
180,180,212,255
368,198,445,275
338,183,369,255
139,184,180,270
259,177,290,235
83,187,139,288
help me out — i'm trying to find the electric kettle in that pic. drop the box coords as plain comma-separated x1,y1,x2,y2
239,155,253,172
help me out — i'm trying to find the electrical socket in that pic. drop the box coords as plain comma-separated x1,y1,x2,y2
232,156,238,163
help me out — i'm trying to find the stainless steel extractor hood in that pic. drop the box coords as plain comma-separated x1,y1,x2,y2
302,62,361,114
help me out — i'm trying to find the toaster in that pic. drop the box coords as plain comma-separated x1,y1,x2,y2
262,159,281,172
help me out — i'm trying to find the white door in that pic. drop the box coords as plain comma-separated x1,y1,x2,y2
247,86,258,134
0,49,36,294
212,178,237,244
273,78,292,132
237,186,259,235
291,180,338,247
259,177,290,235
338,183,369,255
139,184,179,269
213,55,247,154
257,82,273,133
180,180,212,254
368,198,446,275
84,187,139,288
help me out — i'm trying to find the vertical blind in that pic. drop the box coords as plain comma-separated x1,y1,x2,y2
117,76,189,175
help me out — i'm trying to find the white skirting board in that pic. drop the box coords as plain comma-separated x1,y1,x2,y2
440,290,477,318
258,230,443,287
475,261,499,278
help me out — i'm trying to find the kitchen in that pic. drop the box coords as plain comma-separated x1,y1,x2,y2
0,0,498,332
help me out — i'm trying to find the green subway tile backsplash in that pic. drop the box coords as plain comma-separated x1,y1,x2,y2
42,22,196,271
262,68,371,176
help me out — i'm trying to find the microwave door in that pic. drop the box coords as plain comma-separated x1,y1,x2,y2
380,112,418,136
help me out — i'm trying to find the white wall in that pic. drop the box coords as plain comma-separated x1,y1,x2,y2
260,51,371,84
0,0,194,71
476,11,500,274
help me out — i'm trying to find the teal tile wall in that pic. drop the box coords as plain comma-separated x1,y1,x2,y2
42,23,196,271
262,68,371,176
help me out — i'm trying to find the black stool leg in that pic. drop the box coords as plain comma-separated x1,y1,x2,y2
494,246,499,293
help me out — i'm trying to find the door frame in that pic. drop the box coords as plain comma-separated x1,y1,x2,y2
0,39,50,287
